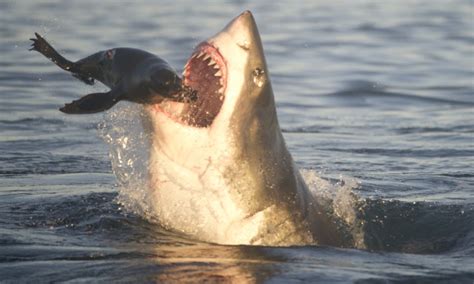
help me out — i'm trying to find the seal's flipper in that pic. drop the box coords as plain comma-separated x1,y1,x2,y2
30,33,96,85
29,33,77,73
60,90,122,114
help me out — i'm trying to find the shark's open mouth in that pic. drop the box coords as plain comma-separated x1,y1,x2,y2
155,43,227,128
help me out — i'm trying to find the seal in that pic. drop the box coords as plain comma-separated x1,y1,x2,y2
30,33,196,114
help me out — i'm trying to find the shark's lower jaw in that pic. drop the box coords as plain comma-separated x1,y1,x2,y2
152,42,227,128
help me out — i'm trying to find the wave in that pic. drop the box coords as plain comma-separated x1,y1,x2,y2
301,170,474,254
394,125,474,135
0,152,110,176
361,199,473,254
324,147,474,158
327,80,474,106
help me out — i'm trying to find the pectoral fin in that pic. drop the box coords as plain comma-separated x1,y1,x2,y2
60,89,123,114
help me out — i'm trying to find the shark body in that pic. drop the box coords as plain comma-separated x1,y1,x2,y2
142,11,343,246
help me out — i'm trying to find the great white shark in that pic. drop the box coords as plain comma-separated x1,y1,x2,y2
142,11,345,246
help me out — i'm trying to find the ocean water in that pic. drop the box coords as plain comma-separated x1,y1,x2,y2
1,0,473,283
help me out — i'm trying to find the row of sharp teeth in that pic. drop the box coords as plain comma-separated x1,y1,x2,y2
183,51,225,94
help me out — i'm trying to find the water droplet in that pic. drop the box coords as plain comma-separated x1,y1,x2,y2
252,68,265,87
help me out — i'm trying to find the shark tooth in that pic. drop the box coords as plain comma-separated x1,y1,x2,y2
208,59,216,66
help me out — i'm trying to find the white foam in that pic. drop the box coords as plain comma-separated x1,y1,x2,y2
300,169,367,249
99,103,153,219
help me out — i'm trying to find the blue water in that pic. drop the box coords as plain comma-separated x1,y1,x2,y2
1,0,473,282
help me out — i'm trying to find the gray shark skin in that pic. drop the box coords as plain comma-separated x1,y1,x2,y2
142,11,345,246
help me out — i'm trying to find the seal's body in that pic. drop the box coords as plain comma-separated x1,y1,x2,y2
30,33,194,114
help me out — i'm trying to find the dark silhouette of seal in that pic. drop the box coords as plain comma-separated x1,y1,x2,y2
30,33,196,114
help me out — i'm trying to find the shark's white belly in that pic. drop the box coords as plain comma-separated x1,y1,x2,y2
148,143,277,244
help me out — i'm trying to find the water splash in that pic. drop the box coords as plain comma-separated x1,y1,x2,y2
300,169,367,249
98,103,152,219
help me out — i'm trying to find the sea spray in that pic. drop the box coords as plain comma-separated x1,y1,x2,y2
99,103,153,219
301,169,367,249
